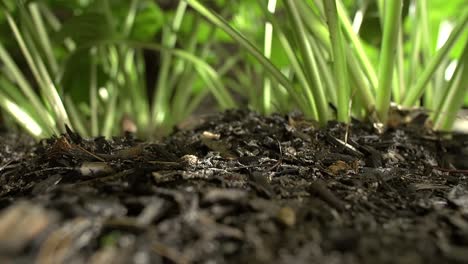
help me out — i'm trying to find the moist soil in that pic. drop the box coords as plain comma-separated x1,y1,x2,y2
1,110,468,264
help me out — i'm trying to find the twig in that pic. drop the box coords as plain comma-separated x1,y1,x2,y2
433,166,468,174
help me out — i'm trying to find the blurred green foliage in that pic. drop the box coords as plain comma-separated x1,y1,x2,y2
0,0,466,137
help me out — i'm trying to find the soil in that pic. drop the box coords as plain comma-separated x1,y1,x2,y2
1,110,468,264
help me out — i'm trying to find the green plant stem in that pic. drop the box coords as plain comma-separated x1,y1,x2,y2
376,0,402,124
346,51,376,114
183,0,301,113
393,31,405,104
277,30,317,118
284,0,329,124
262,0,277,115
0,90,45,138
29,3,59,75
311,38,337,106
102,84,118,138
5,12,70,132
116,40,236,106
403,11,468,106
0,43,56,135
336,0,378,92
90,49,99,136
298,1,376,118
151,1,187,128
323,0,350,122
433,41,468,131
64,95,89,137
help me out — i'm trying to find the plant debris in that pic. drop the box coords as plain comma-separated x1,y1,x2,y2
0,110,468,263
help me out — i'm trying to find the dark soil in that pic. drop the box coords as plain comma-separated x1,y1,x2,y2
1,110,468,264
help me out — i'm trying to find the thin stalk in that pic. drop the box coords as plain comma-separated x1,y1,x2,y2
284,0,329,124
122,0,139,37
420,1,435,110
259,4,318,115
298,1,377,113
183,0,300,108
403,12,468,106
336,0,378,92
102,85,118,138
0,76,51,136
102,0,116,32
273,78,292,113
310,37,337,106
351,0,369,33
37,3,75,52
262,0,277,115
346,50,376,114
124,49,150,130
118,40,236,108
5,12,70,132
0,43,56,134
376,0,402,124
323,0,350,122
28,3,58,75
166,15,204,91
64,96,89,137
112,0,148,133
276,26,318,119
151,1,187,127
393,31,405,103
183,89,209,119
171,20,217,124
299,1,376,117
295,1,330,48
433,42,468,131
232,65,261,110
406,1,422,92
90,49,99,136
296,1,375,113
0,90,45,138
